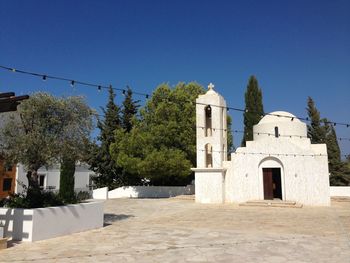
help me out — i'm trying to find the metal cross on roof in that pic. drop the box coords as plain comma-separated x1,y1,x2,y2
208,83,214,90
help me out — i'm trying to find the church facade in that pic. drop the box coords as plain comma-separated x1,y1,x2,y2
192,84,330,206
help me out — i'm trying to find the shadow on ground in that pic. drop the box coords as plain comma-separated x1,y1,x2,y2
104,213,134,226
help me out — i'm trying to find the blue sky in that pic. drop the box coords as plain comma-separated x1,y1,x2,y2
0,0,349,154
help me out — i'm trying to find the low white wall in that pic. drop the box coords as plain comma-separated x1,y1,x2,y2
0,201,104,242
93,187,109,200
330,186,350,197
108,185,194,199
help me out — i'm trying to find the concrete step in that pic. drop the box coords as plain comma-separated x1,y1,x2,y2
171,195,195,200
239,200,303,208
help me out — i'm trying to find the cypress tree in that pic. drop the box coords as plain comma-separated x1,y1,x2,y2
87,87,122,189
306,98,349,185
121,86,139,132
306,97,326,143
241,76,264,147
59,155,76,203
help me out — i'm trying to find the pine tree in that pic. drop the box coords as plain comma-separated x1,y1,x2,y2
121,86,139,132
306,97,326,143
306,98,349,185
87,87,123,189
241,76,264,147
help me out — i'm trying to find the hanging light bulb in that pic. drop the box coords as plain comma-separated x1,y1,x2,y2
97,86,102,92
70,80,75,87
42,75,47,81
146,94,149,99
122,90,126,95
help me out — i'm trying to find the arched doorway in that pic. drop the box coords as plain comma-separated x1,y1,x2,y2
258,157,284,200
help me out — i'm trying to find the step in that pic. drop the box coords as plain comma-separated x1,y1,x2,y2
171,195,195,200
239,200,303,208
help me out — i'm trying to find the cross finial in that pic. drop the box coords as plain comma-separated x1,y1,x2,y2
208,83,214,90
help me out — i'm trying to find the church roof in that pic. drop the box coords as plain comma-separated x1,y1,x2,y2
259,111,301,124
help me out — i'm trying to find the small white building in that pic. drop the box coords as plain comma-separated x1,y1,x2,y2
192,84,330,206
15,163,95,194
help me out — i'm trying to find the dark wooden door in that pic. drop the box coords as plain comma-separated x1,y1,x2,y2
263,168,273,200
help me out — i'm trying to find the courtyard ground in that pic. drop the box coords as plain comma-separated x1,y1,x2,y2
0,198,349,262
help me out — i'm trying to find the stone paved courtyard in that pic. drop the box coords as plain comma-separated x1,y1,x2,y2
0,198,349,262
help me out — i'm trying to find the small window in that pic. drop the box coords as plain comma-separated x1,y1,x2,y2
274,127,279,138
3,178,12,191
4,164,13,172
39,174,45,189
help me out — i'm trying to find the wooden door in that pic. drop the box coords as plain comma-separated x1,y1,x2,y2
263,168,273,200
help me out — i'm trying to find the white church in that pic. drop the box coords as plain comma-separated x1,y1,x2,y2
192,84,331,206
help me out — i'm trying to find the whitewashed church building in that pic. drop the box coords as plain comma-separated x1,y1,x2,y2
192,84,330,206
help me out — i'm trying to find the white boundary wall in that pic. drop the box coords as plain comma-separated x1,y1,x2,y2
108,185,194,199
330,186,350,197
0,201,104,241
93,187,109,200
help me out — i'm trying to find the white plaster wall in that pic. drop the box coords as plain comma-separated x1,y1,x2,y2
0,208,34,241
108,185,194,199
93,187,109,200
193,168,226,203
225,137,330,206
0,201,104,242
330,187,350,197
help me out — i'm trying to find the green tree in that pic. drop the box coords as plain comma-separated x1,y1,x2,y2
58,96,94,202
1,93,93,195
306,97,327,143
227,115,235,156
121,86,139,132
241,76,264,147
111,82,205,185
306,97,350,185
87,87,122,189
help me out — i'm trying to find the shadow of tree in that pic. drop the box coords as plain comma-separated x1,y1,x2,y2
104,213,134,226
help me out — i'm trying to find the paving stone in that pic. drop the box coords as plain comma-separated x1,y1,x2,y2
0,198,349,262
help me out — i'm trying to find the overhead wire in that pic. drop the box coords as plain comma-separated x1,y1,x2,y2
1,64,349,127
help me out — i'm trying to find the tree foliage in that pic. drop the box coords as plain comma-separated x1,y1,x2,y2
241,76,264,147
307,97,327,143
0,92,94,196
110,82,206,185
306,97,350,185
1,93,91,183
59,155,76,203
121,86,140,132
87,87,122,189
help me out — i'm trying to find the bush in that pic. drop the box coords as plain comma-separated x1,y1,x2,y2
2,190,64,209
75,191,91,202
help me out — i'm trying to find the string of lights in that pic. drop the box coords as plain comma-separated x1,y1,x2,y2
196,102,350,128
0,65,149,98
1,64,349,127
195,126,350,141
198,149,349,158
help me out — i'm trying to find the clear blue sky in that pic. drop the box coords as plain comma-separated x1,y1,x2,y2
0,0,349,154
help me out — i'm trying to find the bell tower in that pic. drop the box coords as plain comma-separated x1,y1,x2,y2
195,83,228,168
192,83,228,203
